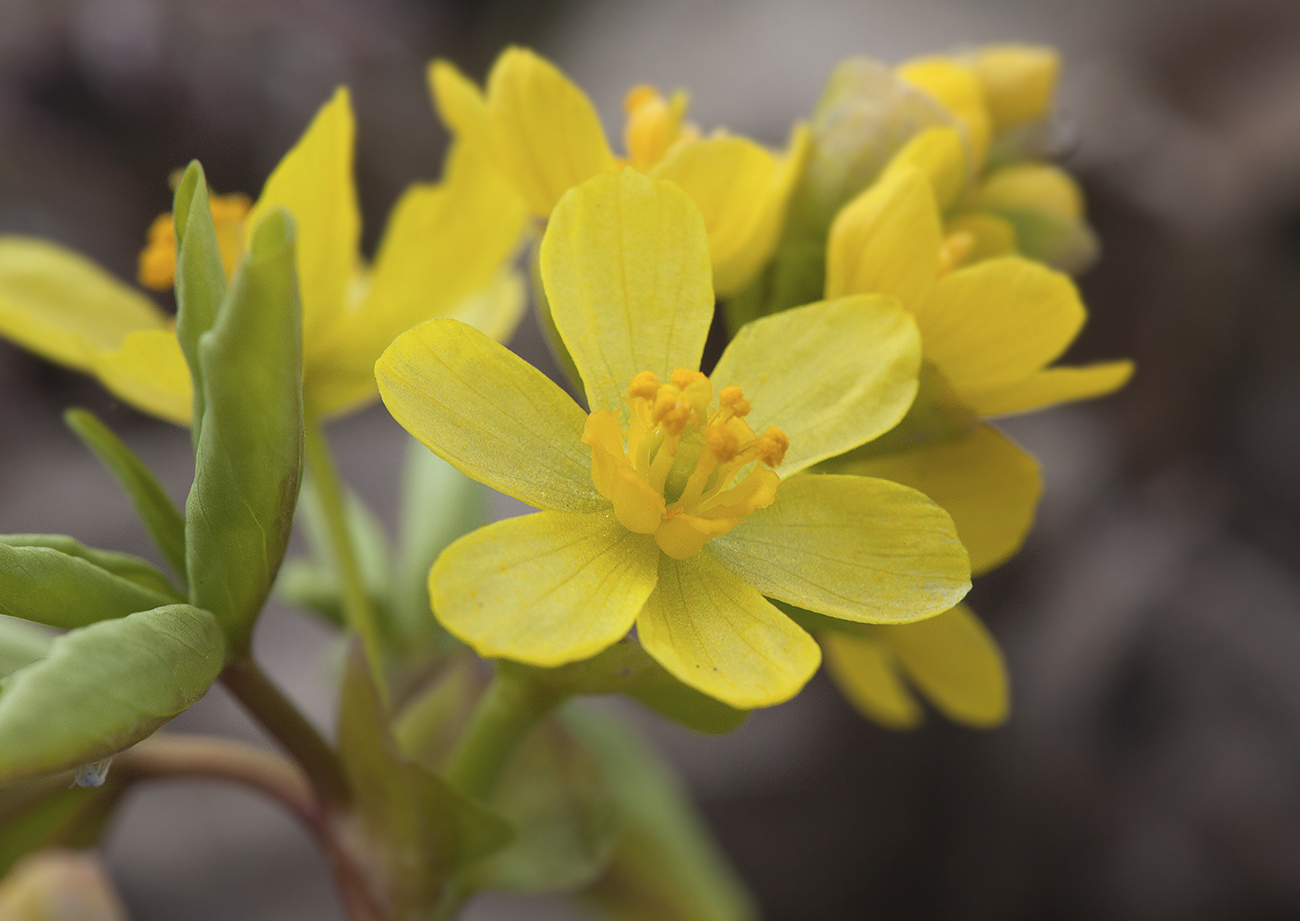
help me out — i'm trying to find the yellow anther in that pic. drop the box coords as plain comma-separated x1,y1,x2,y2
705,425,740,463
660,404,692,435
137,189,251,290
623,84,661,115
719,385,751,417
651,386,681,420
627,370,661,400
756,427,789,467
938,230,976,275
671,368,707,390
588,369,785,559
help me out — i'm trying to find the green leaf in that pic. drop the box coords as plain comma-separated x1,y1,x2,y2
393,441,487,654
467,716,620,893
0,604,225,785
0,541,179,629
337,646,511,914
567,707,756,921
62,409,188,582
173,160,229,446
0,534,180,600
186,209,304,646
0,616,54,679
0,773,125,877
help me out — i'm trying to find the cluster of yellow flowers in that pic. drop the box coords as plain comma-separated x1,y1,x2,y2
0,44,1130,727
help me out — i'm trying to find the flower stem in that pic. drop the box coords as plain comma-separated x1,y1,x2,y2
442,665,560,802
302,412,389,708
221,655,351,811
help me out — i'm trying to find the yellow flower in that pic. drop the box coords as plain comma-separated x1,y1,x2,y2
376,169,971,709
428,46,807,295
0,88,527,425
812,142,1133,727
896,47,1098,273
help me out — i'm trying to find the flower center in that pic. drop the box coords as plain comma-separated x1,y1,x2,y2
582,368,789,560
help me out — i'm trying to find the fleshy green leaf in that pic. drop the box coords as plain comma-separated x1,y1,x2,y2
0,534,179,601
568,707,757,921
63,409,187,582
337,647,511,914
0,617,53,680
467,717,620,893
173,160,228,443
0,542,178,629
0,604,225,785
186,210,304,646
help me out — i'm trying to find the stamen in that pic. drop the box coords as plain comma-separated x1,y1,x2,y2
586,369,788,558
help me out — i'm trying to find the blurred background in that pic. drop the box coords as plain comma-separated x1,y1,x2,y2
2,0,1300,918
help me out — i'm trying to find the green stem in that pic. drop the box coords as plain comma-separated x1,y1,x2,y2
221,656,351,811
443,666,559,802
115,735,382,921
303,412,389,708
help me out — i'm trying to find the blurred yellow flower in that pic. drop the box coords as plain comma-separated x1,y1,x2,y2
815,139,1132,727
428,46,807,295
0,88,527,424
377,169,971,709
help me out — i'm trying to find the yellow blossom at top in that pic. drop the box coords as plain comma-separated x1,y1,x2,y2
428,46,807,295
0,88,527,425
376,169,971,709
895,47,1097,274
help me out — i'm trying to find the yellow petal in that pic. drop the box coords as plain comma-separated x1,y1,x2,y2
307,141,528,416
972,45,1060,132
428,59,498,164
651,133,797,297
824,165,942,310
832,423,1041,574
711,474,970,624
430,510,659,666
969,163,1084,221
376,318,608,513
896,57,991,169
540,170,714,412
448,269,528,346
876,603,1008,727
246,86,359,360
710,295,921,476
91,329,192,426
822,630,922,729
636,549,821,709
965,360,1135,417
485,47,616,216
0,237,167,370
915,257,1084,400
880,126,968,213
